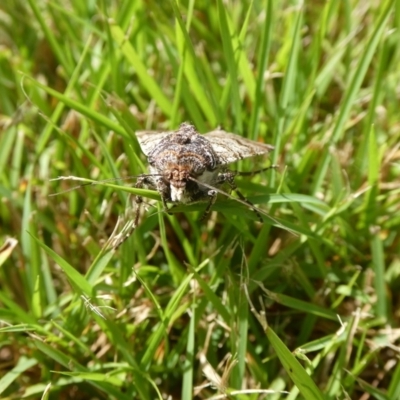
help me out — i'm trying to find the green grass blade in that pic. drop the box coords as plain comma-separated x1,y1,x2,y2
311,0,394,193
217,0,242,132
266,325,325,400
30,234,93,296
109,24,172,116
0,356,37,396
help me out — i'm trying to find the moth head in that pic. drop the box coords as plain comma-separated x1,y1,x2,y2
168,166,191,185
160,163,208,203
163,166,192,202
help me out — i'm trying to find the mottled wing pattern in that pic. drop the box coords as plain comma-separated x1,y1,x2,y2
135,130,172,156
204,129,274,165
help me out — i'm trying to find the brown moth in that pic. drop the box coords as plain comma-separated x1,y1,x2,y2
134,122,275,222
51,122,276,248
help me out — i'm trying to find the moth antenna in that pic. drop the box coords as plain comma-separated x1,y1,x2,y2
232,165,279,177
49,174,162,196
188,176,293,233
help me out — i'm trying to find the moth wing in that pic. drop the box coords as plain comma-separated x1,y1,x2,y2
135,130,172,156
204,129,274,165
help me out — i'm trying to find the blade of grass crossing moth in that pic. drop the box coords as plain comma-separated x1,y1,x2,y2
217,0,242,133
55,179,161,202
311,0,394,194
271,6,303,186
109,24,172,116
181,302,195,400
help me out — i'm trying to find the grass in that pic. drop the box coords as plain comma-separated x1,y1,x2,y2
1,0,400,399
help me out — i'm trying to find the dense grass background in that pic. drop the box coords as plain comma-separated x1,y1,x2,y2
1,0,400,399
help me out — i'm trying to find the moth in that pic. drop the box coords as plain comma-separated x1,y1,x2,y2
133,122,275,223
51,122,276,249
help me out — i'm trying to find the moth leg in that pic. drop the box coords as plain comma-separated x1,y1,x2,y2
233,164,278,177
217,171,263,222
132,175,148,226
109,176,154,250
199,189,218,221
154,177,172,214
